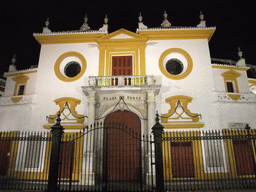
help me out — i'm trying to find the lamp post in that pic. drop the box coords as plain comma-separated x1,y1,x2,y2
46,112,64,192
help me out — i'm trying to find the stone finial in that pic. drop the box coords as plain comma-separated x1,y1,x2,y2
138,12,143,22
163,10,168,20
45,17,50,27
236,47,246,67
99,14,108,32
138,12,148,29
11,54,17,65
197,11,206,27
238,47,243,58
42,17,52,34
9,54,17,72
199,11,204,20
161,10,171,28
104,14,108,24
80,14,90,31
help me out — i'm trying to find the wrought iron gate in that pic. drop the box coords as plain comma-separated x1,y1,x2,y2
57,122,155,192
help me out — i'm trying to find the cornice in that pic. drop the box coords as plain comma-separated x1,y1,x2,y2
33,30,107,44
212,64,249,71
137,27,216,41
4,68,38,77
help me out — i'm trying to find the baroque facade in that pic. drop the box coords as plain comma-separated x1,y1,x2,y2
1,12,256,184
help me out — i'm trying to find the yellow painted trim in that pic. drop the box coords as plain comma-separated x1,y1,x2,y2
11,96,23,103
138,28,215,41
54,51,87,82
43,124,86,130
6,132,52,180
212,65,249,71
34,33,106,44
228,94,241,101
47,97,84,125
221,70,241,93
97,29,147,76
163,131,204,180
7,132,83,181
163,123,205,129
159,48,193,80
222,129,256,178
97,28,148,44
12,74,29,96
5,70,37,77
161,95,199,123
58,132,84,181
248,79,256,87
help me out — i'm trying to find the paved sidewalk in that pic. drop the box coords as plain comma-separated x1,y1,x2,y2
169,190,256,192
1,189,256,192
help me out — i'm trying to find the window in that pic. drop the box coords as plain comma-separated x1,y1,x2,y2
226,81,235,93
112,56,132,76
64,61,81,77
54,51,87,82
171,142,195,178
17,85,25,95
201,132,228,173
221,70,241,93
12,74,29,96
166,58,184,75
159,48,193,80
24,136,42,168
15,134,47,172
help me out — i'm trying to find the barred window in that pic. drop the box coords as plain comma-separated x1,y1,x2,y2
24,136,42,168
204,137,224,167
201,132,228,173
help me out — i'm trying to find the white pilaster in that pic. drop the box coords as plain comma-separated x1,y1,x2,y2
146,89,157,134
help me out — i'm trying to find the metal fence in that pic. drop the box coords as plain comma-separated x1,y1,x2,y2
163,128,256,191
1,126,256,191
0,131,51,191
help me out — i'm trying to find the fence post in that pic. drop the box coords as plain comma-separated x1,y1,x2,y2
245,124,256,175
152,112,164,192
46,113,64,192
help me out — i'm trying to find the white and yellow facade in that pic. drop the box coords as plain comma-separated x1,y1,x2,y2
0,13,256,182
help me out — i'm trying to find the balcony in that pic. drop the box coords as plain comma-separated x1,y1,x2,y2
88,75,156,87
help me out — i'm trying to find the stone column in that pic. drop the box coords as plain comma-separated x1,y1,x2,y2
87,90,96,126
80,90,96,185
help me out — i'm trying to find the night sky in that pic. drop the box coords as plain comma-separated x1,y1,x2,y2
0,0,255,73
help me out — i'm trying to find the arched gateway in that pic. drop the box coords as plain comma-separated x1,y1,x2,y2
103,110,141,182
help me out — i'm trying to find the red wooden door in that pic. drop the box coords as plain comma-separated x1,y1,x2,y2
171,142,195,178
112,56,132,76
233,139,255,175
104,110,141,181
0,140,11,175
59,141,74,178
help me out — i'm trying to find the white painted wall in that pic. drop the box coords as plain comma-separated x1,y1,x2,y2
145,39,219,129
1,30,256,132
32,43,99,130
212,67,251,93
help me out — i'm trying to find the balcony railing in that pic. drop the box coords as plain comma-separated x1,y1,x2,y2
88,75,155,87
0,94,37,105
216,92,256,103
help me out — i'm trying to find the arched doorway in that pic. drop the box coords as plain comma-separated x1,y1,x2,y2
103,110,141,182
